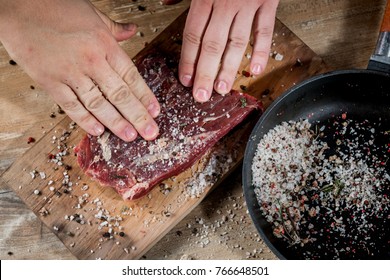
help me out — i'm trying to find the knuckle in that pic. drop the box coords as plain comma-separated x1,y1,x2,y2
254,26,273,38
131,112,149,125
122,65,140,88
202,40,223,55
198,72,215,82
82,49,101,67
229,36,248,49
78,112,94,125
110,116,125,128
179,58,196,71
183,31,202,46
108,85,131,104
84,95,106,111
219,65,237,79
61,99,80,112
252,49,271,59
138,94,152,106
81,31,112,65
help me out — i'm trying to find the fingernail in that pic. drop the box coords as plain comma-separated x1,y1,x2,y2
251,64,262,75
94,124,105,135
144,123,159,139
181,74,192,86
125,126,137,141
195,88,210,102
216,80,228,93
147,102,160,118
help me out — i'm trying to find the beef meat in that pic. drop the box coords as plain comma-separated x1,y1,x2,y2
75,53,262,200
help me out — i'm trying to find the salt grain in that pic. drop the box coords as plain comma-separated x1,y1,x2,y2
251,118,390,258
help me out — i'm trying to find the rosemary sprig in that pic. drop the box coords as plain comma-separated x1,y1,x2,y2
321,184,334,193
333,179,345,197
239,97,247,108
320,179,345,197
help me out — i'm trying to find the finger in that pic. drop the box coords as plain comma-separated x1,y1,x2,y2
179,0,213,87
91,58,160,141
192,7,237,102
49,83,105,137
250,0,279,75
93,6,138,42
67,75,138,142
108,47,161,119
214,8,256,95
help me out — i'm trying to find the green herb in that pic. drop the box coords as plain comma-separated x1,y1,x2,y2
333,179,345,197
321,184,334,193
240,97,247,108
321,179,345,197
280,203,301,245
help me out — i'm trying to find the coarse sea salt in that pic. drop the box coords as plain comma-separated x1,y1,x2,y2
251,118,390,259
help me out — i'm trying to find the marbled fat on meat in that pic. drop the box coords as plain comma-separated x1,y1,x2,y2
75,53,262,200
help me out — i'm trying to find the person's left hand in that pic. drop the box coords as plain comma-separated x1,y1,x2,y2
179,0,279,102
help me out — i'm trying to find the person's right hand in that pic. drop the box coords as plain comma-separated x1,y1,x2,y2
179,0,279,102
0,0,160,142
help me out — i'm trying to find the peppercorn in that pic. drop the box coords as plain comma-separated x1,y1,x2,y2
242,70,250,77
57,106,65,114
27,137,36,144
261,89,270,97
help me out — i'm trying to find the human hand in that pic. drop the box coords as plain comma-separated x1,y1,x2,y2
179,0,279,102
0,0,160,141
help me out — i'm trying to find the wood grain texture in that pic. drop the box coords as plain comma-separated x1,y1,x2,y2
278,0,386,70
0,0,387,260
0,8,326,260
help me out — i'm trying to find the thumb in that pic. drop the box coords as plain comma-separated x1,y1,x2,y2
94,8,137,42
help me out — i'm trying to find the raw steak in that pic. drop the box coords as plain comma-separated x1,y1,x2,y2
75,53,262,200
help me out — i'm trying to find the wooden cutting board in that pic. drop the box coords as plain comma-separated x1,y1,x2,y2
0,11,327,259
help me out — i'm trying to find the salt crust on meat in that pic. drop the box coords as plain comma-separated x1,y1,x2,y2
75,53,261,200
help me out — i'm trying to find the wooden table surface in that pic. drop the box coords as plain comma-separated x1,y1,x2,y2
0,0,386,260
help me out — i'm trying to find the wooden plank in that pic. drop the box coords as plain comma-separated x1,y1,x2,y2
1,0,386,260
0,189,75,259
278,0,386,69
0,8,327,259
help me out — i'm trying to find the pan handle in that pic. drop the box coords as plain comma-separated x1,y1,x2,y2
368,1,390,72
380,0,390,32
